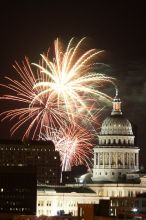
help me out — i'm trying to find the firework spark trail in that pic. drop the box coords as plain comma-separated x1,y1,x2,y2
0,37,114,169
40,124,93,171
0,57,68,140
33,37,114,121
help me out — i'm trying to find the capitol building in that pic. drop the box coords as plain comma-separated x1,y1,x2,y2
92,90,139,183
37,91,146,217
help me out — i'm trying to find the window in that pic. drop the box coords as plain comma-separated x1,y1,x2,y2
79,207,83,217
135,200,139,208
47,201,51,206
38,201,44,206
142,200,146,207
119,191,122,197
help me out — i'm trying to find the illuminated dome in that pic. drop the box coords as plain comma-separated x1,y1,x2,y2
77,172,93,184
101,115,133,135
100,89,133,135
92,89,139,183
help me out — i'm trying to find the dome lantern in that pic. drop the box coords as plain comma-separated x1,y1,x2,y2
111,88,122,116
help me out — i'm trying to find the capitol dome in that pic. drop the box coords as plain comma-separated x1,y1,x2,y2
101,114,133,135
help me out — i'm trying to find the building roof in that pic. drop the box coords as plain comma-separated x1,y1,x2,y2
101,114,133,135
37,185,96,193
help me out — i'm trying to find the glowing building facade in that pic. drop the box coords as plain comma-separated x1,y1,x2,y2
92,91,140,182
36,92,146,217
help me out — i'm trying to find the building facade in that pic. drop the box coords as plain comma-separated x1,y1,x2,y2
36,92,146,217
110,193,146,218
37,185,98,216
0,140,61,184
0,166,37,215
37,179,146,217
92,91,139,182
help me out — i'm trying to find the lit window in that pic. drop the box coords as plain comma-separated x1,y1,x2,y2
41,201,44,206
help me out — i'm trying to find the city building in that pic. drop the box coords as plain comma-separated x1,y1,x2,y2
37,185,97,216
37,180,146,217
0,166,37,215
92,90,139,182
36,91,146,217
110,193,146,219
0,91,145,218
0,140,61,184
78,200,110,220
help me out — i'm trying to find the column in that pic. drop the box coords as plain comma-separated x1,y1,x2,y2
133,153,135,168
131,153,133,168
129,153,131,169
123,152,125,169
94,150,96,168
99,152,103,167
103,152,105,168
109,152,111,168
116,152,118,168
137,153,139,169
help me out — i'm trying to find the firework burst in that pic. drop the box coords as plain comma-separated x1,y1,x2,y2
33,37,113,120
0,58,68,140
40,124,93,171
0,37,114,169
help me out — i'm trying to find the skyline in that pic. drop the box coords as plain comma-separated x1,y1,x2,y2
0,1,146,166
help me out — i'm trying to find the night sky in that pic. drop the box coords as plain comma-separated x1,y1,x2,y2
0,1,146,166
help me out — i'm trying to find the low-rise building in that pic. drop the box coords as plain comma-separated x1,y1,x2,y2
37,185,97,216
110,193,146,219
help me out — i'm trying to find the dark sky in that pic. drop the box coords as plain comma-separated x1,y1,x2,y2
0,1,146,166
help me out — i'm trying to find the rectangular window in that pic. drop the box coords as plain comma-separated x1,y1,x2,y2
79,207,83,217
142,200,146,207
